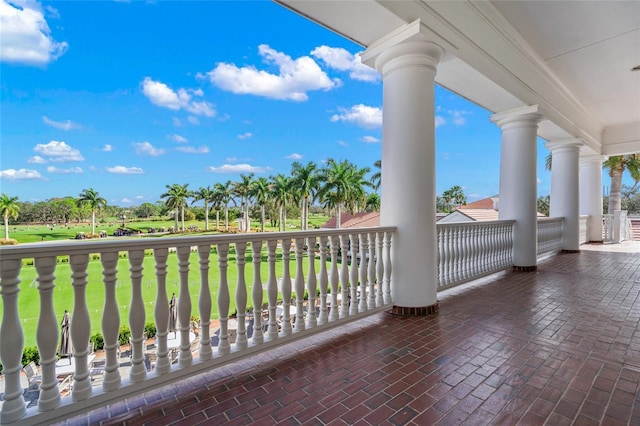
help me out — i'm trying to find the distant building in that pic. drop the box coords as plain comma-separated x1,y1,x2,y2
321,211,448,229
438,195,545,223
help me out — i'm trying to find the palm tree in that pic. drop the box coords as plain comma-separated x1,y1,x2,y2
441,185,467,212
192,186,215,231
605,154,640,213
371,159,381,192
271,174,292,231
76,188,107,235
365,192,381,212
291,161,318,230
1,194,20,240
233,173,254,232
318,159,371,229
214,181,235,231
251,177,270,232
161,183,191,231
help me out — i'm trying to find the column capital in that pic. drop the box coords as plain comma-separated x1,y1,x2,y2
490,105,543,129
361,19,444,77
579,154,607,165
545,138,583,153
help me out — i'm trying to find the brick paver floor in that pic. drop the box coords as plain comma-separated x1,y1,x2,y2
58,242,640,425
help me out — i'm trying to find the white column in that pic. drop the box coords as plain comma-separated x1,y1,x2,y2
491,106,543,270
580,155,605,243
545,139,583,251
361,21,443,315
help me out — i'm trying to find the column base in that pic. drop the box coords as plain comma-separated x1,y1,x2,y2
388,303,439,316
513,265,537,272
562,249,580,254
588,240,604,244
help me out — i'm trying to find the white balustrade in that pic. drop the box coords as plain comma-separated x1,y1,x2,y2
0,226,396,425
537,218,564,255
579,215,589,245
437,221,515,290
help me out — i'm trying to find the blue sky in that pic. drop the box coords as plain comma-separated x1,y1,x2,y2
2,0,622,208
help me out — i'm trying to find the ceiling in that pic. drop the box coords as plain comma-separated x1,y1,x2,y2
276,0,640,157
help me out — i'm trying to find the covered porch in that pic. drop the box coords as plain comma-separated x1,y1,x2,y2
56,241,640,425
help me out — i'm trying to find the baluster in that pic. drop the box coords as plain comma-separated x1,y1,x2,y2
339,234,350,318
69,253,92,399
452,226,460,283
358,233,368,313
0,258,26,423
101,252,122,388
34,257,60,410
266,240,279,340
281,239,293,336
127,250,146,383
376,231,384,306
251,241,264,344
176,246,193,366
317,235,329,325
153,249,171,375
367,232,376,309
294,237,306,331
464,226,471,279
442,227,450,286
198,245,212,360
235,242,248,349
437,226,443,288
306,236,317,328
383,232,392,304
329,235,340,321
217,243,231,355
349,233,359,315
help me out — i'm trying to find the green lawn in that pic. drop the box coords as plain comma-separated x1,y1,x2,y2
5,246,334,347
3,214,333,347
9,214,330,244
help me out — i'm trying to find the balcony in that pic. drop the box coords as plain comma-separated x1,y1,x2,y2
1,220,639,424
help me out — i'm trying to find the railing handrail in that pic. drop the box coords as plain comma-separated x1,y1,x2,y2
0,226,399,260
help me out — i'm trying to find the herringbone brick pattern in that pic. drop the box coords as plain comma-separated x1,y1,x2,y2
58,243,640,425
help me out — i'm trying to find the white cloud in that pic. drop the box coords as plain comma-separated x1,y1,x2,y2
208,164,269,173
135,195,144,199
435,116,446,128
0,0,68,66
28,155,46,163
132,141,164,156
141,77,216,117
0,168,43,180
121,198,132,204
175,146,210,154
237,132,253,140
101,144,113,152
187,116,200,125
338,140,349,147
42,116,81,130
205,44,339,101
330,104,382,129
46,166,83,174
286,153,303,160
34,140,84,162
225,157,238,163
106,166,144,174
168,134,188,143
448,110,471,126
172,117,182,127
361,136,380,144
311,46,378,83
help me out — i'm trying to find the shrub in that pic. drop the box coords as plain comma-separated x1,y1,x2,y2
90,332,105,351
22,346,40,366
144,322,157,339
118,326,131,346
